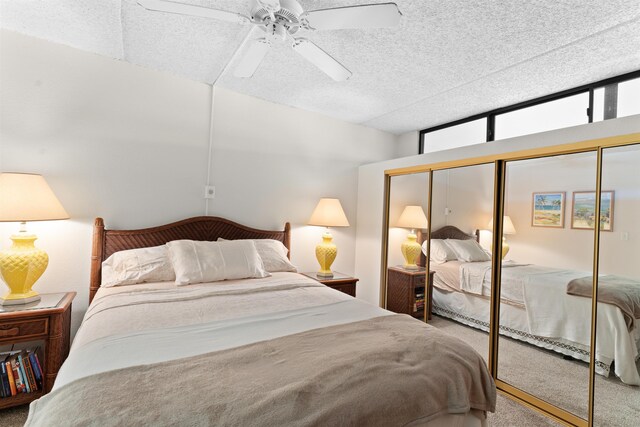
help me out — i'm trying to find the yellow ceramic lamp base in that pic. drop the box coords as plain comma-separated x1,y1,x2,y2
0,233,47,305
315,231,337,278
401,231,421,270
490,236,510,260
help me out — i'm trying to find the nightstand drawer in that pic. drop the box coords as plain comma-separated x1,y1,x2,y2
0,318,49,341
415,275,426,286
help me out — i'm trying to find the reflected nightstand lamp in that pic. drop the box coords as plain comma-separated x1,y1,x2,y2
308,198,349,278
0,173,69,305
396,205,428,270
487,215,516,259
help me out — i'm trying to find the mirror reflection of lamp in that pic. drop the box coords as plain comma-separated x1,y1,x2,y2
0,173,69,305
396,206,428,270
487,216,516,259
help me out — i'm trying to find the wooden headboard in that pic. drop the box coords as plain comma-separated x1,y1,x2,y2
90,217,291,303
418,226,479,267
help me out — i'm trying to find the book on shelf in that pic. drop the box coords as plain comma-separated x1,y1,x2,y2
17,353,30,393
22,351,38,392
0,348,42,398
9,355,25,394
6,359,17,396
29,351,43,389
0,361,9,398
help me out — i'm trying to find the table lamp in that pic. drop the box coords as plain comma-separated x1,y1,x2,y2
0,173,69,305
487,215,516,259
396,205,428,270
308,198,349,278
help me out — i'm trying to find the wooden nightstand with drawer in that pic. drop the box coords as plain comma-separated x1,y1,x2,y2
0,292,75,409
301,272,359,297
387,267,435,320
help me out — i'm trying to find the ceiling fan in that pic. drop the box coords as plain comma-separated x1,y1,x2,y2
137,0,402,81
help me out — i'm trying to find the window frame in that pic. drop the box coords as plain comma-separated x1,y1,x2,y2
418,70,640,154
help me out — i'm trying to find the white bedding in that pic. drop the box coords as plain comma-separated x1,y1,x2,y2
72,273,347,350
52,272,489,426
63,273,362,388
432,261,640,385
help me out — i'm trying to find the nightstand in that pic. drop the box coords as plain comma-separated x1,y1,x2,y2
0,292,75,409
301,272,359,297
386,267,435,320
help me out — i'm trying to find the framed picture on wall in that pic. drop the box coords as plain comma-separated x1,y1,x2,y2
571,191,614,231
531,192,565,228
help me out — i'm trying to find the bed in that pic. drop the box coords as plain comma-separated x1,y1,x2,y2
424,226,640,385
26,217,495,426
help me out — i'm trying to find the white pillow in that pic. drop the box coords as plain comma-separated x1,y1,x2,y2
167,239,270,286
102,245,175,287
421,239,457,264
218,238,297,273
445,239,491,262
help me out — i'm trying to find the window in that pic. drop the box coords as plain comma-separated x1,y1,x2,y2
593,76,640,121
494,93,589,140
421,119,486,153
418,70,640,154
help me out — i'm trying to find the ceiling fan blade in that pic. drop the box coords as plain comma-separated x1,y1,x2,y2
234,39,272,78
137,0,248,24
304,3,401,30
292,39,351,82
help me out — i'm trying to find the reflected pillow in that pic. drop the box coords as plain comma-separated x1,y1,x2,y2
102,245,175,287
218,238,297,273
445,239,491,262
421,239,457,264
167,239,270,286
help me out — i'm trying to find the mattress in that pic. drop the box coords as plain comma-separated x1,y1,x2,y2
28,272,495,426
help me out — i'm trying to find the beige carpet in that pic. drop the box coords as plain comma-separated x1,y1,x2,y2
431,315,640,426
0,404,29,427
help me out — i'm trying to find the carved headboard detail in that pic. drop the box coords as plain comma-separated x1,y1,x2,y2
90,217,291,303
417,226,479,267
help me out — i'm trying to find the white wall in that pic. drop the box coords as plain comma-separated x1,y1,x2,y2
355,116,640,305
207,86,397,278
394,130,419,158
0,31,398,335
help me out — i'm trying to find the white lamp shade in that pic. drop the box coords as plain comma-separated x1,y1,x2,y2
0,173,69,222
308,198,349,227
396,205,428,229
487,215,516,235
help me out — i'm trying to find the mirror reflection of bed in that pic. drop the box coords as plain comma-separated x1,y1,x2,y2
423,225,640,425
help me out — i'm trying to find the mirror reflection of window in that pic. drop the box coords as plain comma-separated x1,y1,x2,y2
593,144,640,426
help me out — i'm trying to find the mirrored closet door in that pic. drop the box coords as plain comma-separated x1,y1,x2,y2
428,163,495,363
498,152,598,422
382,134,640,426
384,172,430,320
593,144,640,426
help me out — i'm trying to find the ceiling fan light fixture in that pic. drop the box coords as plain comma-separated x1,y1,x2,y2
256,0,281,14
138,0,401,81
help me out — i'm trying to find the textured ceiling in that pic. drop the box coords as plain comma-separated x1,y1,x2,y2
1,0,640,134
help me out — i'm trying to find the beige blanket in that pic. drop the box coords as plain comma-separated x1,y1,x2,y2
567,275,640,330
27,315,495,426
